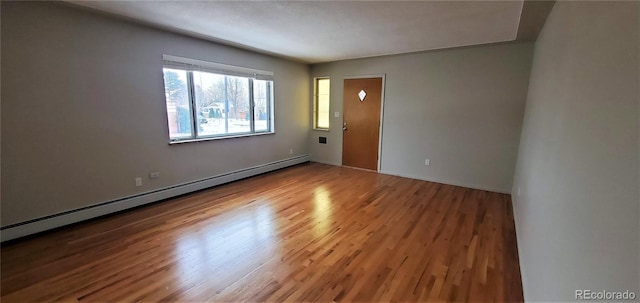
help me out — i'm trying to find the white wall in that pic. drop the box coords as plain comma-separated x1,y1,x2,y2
512,1,639,301
1,2,310,226
310,43,534,193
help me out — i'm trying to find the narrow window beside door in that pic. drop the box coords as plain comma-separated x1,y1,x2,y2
314,78,330,130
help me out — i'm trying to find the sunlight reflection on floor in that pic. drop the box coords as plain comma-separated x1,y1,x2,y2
313,186,333,237
174,203,276,298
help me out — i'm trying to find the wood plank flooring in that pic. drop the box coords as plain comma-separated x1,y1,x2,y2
0,163,523,302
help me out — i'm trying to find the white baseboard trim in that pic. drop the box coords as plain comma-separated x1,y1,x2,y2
379,169,511,194
306,162,510,194
310,159,342,167
509,193,530,301
1,155,310,242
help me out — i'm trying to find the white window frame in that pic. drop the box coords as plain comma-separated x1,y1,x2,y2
314,77,330,131
162,54,275,144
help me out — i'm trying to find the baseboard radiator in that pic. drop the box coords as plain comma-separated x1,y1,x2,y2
1,155,310,242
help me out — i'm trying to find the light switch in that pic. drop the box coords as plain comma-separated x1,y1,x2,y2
334,112,340,118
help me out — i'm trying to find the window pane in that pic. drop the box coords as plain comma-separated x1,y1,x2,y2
316,78,330,129
317,95,330,129
163,68,192,139
192,72,250,136
192,71,227,136
253,80,271,132
318,78,330,94
225,76,251,134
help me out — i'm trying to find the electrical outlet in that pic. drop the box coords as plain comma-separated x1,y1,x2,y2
135,177,142,187
289,148,293,155
149,172,160,179
517,187,521,196
425,159,430,166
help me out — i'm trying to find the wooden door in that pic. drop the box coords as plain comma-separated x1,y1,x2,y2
342,78,383,171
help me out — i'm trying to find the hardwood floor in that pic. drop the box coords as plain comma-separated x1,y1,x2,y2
0,163,523,302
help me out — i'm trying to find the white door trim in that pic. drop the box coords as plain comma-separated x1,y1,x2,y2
343,74,386,171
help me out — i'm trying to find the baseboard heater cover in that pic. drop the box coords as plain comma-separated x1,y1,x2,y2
1,155,310,242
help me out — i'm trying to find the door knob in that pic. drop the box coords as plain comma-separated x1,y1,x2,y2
343,122,348,131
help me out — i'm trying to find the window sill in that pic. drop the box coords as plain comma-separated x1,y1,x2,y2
169,131,275,145
313,128,330,132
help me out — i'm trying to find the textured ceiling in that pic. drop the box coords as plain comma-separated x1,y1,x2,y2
68,1,525,64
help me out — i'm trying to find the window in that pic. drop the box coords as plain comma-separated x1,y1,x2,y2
162,55,274,142
314,78,330,130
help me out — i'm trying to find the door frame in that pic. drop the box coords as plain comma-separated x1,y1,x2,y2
342,74,386,171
